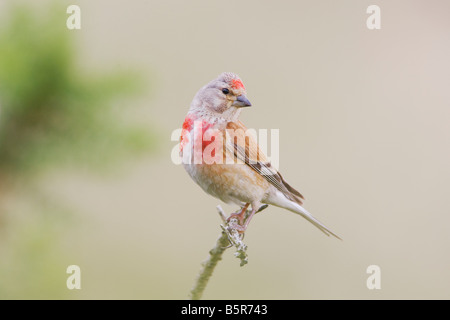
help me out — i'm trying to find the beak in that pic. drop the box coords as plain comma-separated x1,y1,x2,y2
233,94,252,108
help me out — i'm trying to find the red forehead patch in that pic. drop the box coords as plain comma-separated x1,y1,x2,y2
231,79,245,90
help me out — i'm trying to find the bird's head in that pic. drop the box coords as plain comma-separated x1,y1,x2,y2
189,72,251,123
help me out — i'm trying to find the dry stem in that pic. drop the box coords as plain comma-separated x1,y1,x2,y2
188,204,268,300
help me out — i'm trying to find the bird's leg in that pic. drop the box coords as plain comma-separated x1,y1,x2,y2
227,203,268,234
227,203,250,226
227,203,264,234
241,206,257,232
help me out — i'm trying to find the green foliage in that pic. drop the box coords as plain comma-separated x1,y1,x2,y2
0,4,154,299
0,198,74,299
0,5,153,178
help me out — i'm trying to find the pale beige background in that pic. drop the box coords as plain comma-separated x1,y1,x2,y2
6,0,450,299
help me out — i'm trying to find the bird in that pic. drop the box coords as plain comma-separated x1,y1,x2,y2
180,72,340,239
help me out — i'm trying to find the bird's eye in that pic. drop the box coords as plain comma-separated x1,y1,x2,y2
222,88,230,95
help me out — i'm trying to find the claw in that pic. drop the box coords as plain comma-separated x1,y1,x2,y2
226,203,250,225
224,203,268,235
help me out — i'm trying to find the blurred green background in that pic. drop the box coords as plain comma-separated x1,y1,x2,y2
1,0,450,299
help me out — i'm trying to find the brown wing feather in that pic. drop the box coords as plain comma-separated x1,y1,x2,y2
226,121,305,205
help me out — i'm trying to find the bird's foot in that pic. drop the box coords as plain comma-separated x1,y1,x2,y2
226,203,250,227
226,203,269,234
227,218,247,234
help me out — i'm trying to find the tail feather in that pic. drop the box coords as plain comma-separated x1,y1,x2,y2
266,191,341,240
289,202,342,240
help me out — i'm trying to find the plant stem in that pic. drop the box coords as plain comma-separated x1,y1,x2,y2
188,230,230,300
188,205,268,299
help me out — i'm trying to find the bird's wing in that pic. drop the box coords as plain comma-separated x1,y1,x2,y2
225,121,305,205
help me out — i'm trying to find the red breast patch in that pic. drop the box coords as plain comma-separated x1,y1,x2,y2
180,117,215,153
180,116,194,151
